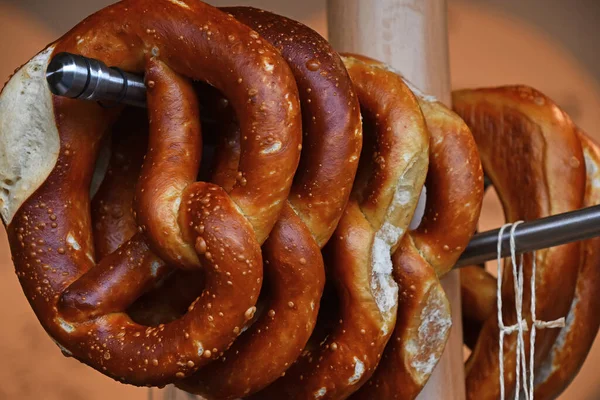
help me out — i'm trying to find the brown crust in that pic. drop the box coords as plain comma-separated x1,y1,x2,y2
453,86,585,400
224,7,363,248
134,59,203,269
168,8,361,399
534,131,600,399
5,0,302,386
52,0,302,244
460,266,496,326
347,69,483,398
410,100,484,276
179,203,324,399
251,56,429,400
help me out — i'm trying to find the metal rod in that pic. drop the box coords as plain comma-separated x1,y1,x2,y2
44,54,600,267
455,204,600,268
46,52,147,108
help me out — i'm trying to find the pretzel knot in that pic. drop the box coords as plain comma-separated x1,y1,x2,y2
0,0,307,386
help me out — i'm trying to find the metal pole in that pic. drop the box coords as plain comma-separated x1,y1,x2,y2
45,53,600,270
46,52,147,108
455,204,600,268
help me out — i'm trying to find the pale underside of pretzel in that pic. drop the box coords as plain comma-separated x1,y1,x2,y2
453,86,586,400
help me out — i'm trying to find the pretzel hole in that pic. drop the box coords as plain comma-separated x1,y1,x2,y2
303,273,341,351
90,133,113,198
463,178,502,361
194,82,240,184
479,183,503,276
127,270,207,326
409,186,427,229
352,109,379,200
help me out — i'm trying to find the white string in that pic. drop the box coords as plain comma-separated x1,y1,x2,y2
497,221,566,400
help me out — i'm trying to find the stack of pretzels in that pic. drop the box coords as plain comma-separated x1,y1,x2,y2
0,1,598,399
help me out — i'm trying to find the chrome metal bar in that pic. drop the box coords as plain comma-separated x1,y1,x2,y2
46,52,146,108
455,204,600,268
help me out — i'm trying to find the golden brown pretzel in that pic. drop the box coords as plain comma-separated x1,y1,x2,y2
335,54,484,399
174,7,362,399
250,54,429,399
533,131,600,399
458,132,600,400
453,86,586,399
353,91,484,399
0,0,303,386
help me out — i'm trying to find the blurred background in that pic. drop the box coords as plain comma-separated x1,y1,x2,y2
0,0,599,398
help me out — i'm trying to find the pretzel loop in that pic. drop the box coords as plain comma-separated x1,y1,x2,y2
1,0,302,386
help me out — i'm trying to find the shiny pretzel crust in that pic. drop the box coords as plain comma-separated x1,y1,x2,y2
2,0,303,386
453,86,585,400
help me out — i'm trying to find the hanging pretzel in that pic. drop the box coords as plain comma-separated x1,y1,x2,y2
0,0,303,386
452,86,586,399
459,130,600,400
249,54,429,399
346,59,484,399
174,7,363,399
533,131,600,399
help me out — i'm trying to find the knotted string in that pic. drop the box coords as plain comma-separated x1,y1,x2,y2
496,222,566,400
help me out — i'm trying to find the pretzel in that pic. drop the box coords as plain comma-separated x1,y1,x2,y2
340,55,484,399
247,54,428,399
349,68,484,398
0,0,304,386
458,131,600,400
173,7,363,399
533,131,600,399
452,86,586,399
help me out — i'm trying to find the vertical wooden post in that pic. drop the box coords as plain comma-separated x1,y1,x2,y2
326,1,465,399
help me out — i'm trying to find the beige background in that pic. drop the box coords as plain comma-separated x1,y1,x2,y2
0,0,599,398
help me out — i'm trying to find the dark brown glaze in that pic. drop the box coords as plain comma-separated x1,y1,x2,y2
253,56,429,400
58,233,166,322
453,86,585,400
4,0,301,386
52,0,301,244
343,54,484,276
534,131,600,399
223,7,363,248
410,99,484,277
88,108,175,325
134,59,203,269
177,9,361,398
179,204,324,399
